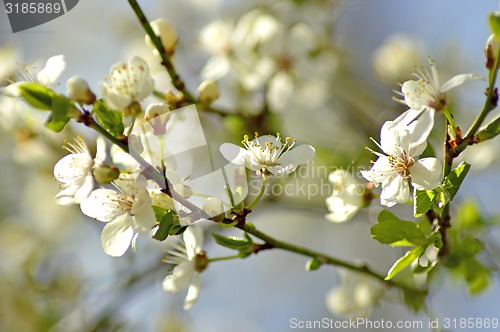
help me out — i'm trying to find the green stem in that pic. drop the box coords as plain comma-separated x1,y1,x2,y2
127,0,196,103
455,46,500,154
87,118,129,152
247,175,268,209
208,255,240,263
240,222,425,295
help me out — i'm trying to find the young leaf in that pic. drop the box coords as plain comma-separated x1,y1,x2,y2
18,83,54,110
414,189,435,217
93,100,124,137
305,257,324,271
153,209,177,241
212,233,253,251
45,93,72,132
489,12,500,41
372,210,428,246
385,245,427,280
475,115,500,142
442,162,470,201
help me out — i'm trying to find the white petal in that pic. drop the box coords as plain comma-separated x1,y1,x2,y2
102,90,132,110
94,137,107,165
183,272,201,310
325,193,362,223
441,73,484,92
37,55,65,87
183,224,204,258
411,158,442,190
53,154,92,183
162,261,195,293
80,189,125,222
267,164,297,177
219,143,248,166
1,82,24,97
385,107,434,156
201,55,231,80
267,72,293,113
380,124,411,156
100,215,134,257
131,203,156,234
277,144,315,166
380,175,410,207
361,156,394,184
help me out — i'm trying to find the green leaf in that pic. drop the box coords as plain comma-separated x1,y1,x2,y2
489,12,500,40
18,83,54,110
456,200,482,230
168,221,187,236
212,233,253,251
385,245,427,280
153,209,177,241
402,288,426,312
372,210,428,246
475,115,500,142
414,189,435,217
93,100,124,137
463,258,491,294
442,162,470,201
44,93,72,132
305,257,324,271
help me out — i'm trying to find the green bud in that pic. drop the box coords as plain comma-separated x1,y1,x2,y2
93,165,120,184
489,12,500,41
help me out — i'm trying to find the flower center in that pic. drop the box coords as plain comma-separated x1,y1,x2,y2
242,132,296,166
388,153,414,177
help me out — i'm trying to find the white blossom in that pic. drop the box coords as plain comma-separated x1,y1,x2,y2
220,133,315,177
145,18,177,55
326,272,384,318
80,174,156,257
100,56,154,110
361,115,442,207
325,170,364,223
395,58,482,115
163,224,205,310
2,55,65,97
53,136,106,206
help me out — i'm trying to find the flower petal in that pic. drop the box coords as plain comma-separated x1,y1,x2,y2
441,73,484,92
37,55,65,87
80,188,125,222
94,137,107,165
100,215,134,257
380,124,411,156
183,224,204,258
361,156,395,184
277,144,315,166
219,143,248,166
162,261,195,293
183,272,201,310
411,157,442,190
380,175,410,207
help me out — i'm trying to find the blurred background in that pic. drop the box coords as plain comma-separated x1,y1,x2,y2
1,0,499,331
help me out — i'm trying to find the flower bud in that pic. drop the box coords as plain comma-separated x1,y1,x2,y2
203,197,225,222
145,18,178,55
151,192,175,210
93,165,120,184
197,80,220,104
145,103,170,136
485,34,500,70
67,76,96,104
